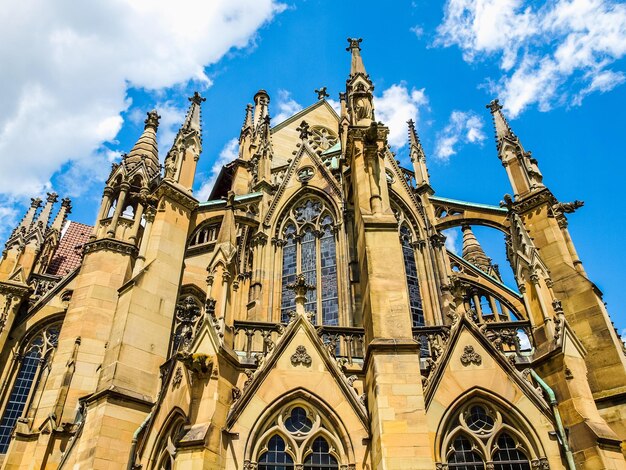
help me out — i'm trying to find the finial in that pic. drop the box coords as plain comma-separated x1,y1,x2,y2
189,91,206,105
145,110,161,129
296,120,311,140
46,192,59,203
407,119,415,129
30,198,42,209
486,99,503,114
314,87,329,100
346,37,363,51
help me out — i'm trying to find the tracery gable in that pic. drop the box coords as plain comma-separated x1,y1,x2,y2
225,313,368,432
422,313,551,415
264,144,342,228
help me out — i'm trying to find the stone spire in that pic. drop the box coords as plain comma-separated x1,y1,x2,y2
125,109,161,179
34,193,58,229
17,197,42,232
51,198,72,231
407,119,430,188
252,90,270,128
347,38,366,76
461,225,492,273
182,91,205,134
486,99,544,197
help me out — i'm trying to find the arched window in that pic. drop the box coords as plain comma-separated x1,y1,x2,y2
392,200,425,327
439,401,541,469
249,402,347,469
0,323,60,453
278,198,338,325
151,415,186,470
399,224,424,327
258,435,294,470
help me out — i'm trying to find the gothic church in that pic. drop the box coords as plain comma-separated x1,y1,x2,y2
0,39,624,469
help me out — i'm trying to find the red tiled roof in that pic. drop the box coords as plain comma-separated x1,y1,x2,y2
46,221,92,276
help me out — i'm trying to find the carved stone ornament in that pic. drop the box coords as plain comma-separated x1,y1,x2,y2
178,352,214,378
460,345,482,366
290,345,312,367
297,166,315,183
172,366,183,390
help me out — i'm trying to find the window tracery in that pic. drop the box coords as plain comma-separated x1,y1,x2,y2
151,416,186,470
278,198,338,325
310,126,338,152
392,203,425,327
440,401,539,470
251,404,341,470
0,323,60,453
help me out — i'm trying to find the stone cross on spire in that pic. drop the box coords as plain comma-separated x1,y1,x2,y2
314,87,329,100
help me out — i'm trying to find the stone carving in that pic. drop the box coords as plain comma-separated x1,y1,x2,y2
290,345,312,366
172,366,183,390
314,87,329,100
553,200,583,214
243,369,254,389
296,120,311,140
178,352,214,378
460,345,482,366
232,387,241,401
297,166,315,183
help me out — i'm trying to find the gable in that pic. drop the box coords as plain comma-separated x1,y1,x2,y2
271,100,340,168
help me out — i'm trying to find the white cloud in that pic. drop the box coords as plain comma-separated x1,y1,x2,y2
273,90,303,124
410,25,425,38
326,99,341,115
436,0,626,116
434,110,486,161
196,138,239,201
0,200,19,243
443,228,460,255
0,0,285,205
374,84,428,148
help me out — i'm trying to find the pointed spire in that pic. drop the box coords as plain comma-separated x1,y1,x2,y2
253,90,270,128
34,193,58,229
242,103,253,131
51,198,72,231
346,38,366,76
407,119,430,187
486,99,516,147
17,197,42,231
461,225,492,273
182,91,205,134
126,110,160,176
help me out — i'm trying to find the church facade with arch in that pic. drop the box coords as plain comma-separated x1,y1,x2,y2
0,39,624,469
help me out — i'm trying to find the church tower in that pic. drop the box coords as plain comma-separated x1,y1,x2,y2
0,40,623,470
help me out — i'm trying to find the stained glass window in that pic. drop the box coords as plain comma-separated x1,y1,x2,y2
400,225,424,327
258,435,294,470
448,435,485,470
279,199,339,325
281,235,297,323
320,227,338,326
304,437,338,470
301,229,317,318
493,434,531,470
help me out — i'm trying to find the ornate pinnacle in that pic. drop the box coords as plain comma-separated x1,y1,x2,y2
315,87,329,100
46,192,59,203
30,198,42,209
296,120,311,140
189,91,206,105
144,109,161,129
346,37,362,51
286,274,315,298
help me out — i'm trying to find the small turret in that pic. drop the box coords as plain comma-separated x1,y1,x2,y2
125,110,161,181
461,225,492,274
345,38,374,127
252,90,270,128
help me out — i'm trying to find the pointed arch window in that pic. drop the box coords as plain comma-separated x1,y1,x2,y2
0,323,60,453
279,198,338,325
249,403,346,470
439,401,543,469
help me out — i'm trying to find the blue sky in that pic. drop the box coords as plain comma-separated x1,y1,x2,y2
1,0,625,334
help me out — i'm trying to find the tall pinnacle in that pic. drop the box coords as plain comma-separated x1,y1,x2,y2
486,99,516,147
407,119,429,187
126,110,161,175
35,193,58,229
461,225,492,273
183,91,205,133
347,38,366,76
